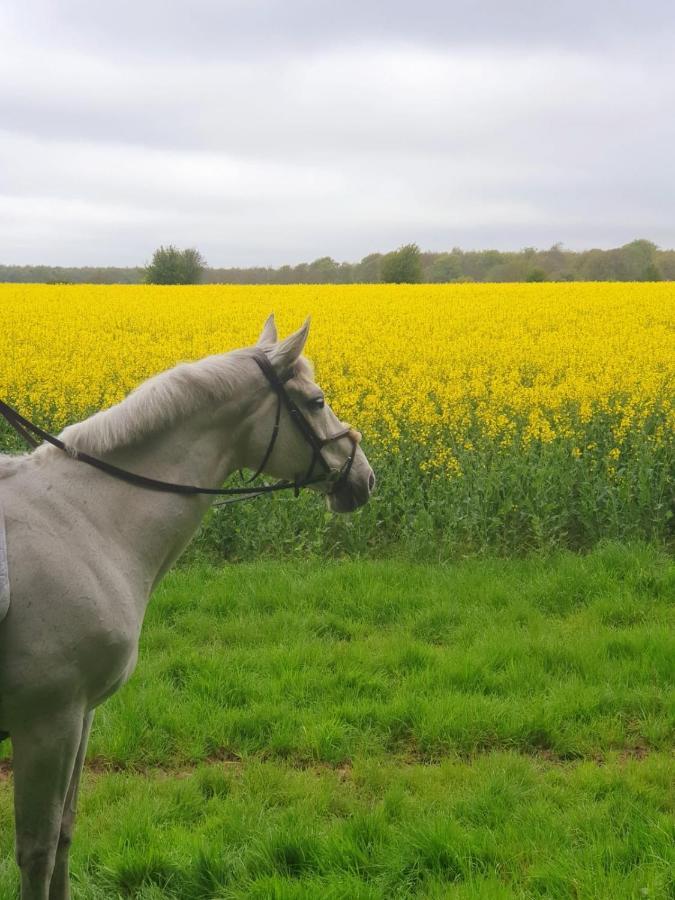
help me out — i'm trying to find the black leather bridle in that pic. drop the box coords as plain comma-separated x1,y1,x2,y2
0,349,358,505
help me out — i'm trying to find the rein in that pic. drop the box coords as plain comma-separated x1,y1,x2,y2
0,349,357,505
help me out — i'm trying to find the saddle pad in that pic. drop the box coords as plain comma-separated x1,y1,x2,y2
0,503,9,623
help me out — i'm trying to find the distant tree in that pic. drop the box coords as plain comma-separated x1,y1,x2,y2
145,245,182,284
381,243,422,284
656,249,675,279
145,245,206,284
180,248,207,284
354,253,382,282
525,267,547,282
540,242,567,276
337,261,355,283
276,265,294,285
576,239,662,282
641,261,662,281
619,239,661,281
430,253,461,282
489,259,528,282
307,257,339,283
3,238,673,286
293,263,310,282
579,249,617,281
461,249,505,281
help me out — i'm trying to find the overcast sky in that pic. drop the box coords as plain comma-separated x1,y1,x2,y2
1,0,674,267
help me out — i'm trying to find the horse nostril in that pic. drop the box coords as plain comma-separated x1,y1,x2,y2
368,472,375,492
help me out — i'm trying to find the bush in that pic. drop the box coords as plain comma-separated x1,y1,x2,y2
381,244,422,284
145,246,206,285
526,268,547,282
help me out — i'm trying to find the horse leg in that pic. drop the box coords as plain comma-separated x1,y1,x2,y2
49,711,94,900
11,710,85,900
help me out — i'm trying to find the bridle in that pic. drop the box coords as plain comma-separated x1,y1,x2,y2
0,348,359,505
246,350,356,498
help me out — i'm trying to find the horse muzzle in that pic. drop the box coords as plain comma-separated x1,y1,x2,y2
326,462,375,513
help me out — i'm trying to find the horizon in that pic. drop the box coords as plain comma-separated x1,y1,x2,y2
2,238,673,272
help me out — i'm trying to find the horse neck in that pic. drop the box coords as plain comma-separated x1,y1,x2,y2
47,398,247,599
103,405,240,500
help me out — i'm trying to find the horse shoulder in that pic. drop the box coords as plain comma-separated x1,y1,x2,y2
0,500,143,709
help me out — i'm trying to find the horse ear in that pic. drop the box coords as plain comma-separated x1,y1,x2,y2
270,318,310,373
256,313,278,346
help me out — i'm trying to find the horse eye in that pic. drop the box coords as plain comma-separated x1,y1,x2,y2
310,396,325,409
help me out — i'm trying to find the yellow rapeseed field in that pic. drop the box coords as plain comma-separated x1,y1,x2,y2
0,283,673,478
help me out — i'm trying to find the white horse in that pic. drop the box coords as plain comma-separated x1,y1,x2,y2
0,315,374,899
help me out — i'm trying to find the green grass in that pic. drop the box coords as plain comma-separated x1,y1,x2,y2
187,431,675,560
0,543,673,897
3,424,673,560
1,753,672,899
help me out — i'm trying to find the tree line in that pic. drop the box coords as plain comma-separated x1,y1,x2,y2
1,239,672,284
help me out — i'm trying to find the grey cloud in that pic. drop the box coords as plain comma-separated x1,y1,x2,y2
7,0,675,60
3,43,671,159
1,0,673,265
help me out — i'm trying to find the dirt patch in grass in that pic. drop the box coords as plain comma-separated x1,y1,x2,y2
0,740,657,788
0,738,659,784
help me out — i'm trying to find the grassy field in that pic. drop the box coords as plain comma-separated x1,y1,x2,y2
1,542,672,898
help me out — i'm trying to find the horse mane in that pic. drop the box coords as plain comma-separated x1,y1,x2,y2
37,348,258,458
0,347,314,467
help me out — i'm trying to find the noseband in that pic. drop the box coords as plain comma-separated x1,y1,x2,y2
0,350,358,504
